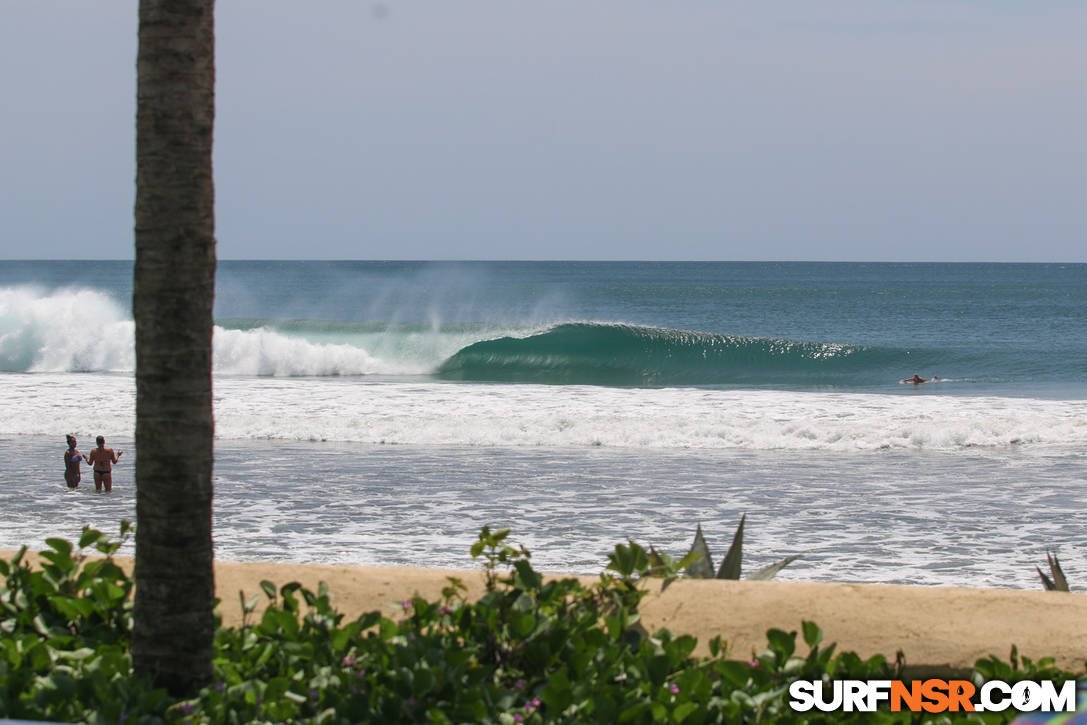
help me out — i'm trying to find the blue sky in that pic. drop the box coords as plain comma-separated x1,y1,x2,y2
2,1,1084,261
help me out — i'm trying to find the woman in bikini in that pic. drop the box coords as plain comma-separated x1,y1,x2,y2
85,435,123,493
64,435,82,489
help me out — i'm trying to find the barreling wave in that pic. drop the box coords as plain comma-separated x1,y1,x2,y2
437,322,922,387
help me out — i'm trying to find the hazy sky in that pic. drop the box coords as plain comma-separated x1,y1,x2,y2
2,1,1085,261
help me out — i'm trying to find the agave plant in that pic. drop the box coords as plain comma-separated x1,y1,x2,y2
681,515,799,581
1037,551,1070,592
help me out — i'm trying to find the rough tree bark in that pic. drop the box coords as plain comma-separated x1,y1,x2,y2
132,0,216,695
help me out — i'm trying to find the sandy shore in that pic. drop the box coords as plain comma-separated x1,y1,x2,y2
6,550,1085,676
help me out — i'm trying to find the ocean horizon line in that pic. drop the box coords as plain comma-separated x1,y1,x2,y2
3,258,1087,265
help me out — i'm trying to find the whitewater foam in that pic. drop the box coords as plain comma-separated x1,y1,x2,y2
0,287,134,372
4,436,1086,589
0,287,465,377
5,372,1085,452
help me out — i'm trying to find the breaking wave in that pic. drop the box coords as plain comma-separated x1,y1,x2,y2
438,322,930,386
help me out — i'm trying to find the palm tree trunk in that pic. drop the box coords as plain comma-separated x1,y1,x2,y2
132,0,216,694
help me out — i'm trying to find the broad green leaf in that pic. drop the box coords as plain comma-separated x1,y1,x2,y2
619,702,650,723
673,702,698,722
44,538,74,558
765,627,796,662
79,528,102,549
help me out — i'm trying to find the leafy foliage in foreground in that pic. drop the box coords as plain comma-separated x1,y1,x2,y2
0,524,1078,723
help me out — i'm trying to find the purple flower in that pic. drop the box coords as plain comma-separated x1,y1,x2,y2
514,715,524,723
401,599,412,610
310,689,319,699
669,684,680,694
747,659,760,668
515,679,526,691
343,655,356,666
181,702,193,714
214,681,225,692
531,698,541,708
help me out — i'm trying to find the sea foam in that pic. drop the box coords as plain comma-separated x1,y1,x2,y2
5,371,1085,452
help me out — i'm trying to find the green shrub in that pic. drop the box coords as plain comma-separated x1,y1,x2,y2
0,521,169,722
0,523,1079,723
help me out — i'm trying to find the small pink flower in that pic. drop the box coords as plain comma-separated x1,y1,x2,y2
513,715,524,723
669,684,680,694
342,655,356,666
747,659,760,668
401,599,411,610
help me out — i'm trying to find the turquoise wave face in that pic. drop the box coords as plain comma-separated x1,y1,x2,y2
437,323,923,387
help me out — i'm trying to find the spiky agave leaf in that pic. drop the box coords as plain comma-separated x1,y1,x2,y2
684,523,715,579
748,554,801,581
716,514,745,580
1047,551,1069,591
1037,565,1057,591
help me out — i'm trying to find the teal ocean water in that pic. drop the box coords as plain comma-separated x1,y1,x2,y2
2,261,1085,587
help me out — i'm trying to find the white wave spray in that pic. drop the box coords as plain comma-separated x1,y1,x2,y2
0,287,134,372
0,287,447,377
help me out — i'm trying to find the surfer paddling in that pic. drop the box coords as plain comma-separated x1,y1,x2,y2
84,435,123,493
901,374,938,384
